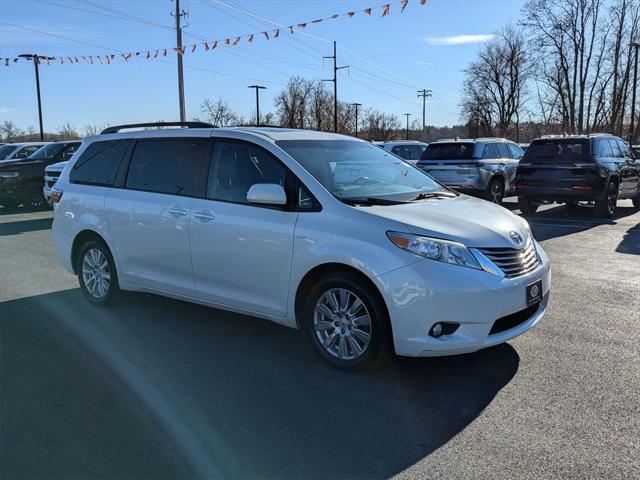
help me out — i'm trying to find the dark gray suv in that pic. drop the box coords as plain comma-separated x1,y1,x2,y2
417,138,524,204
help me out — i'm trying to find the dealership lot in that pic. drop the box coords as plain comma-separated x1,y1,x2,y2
1,200,638,479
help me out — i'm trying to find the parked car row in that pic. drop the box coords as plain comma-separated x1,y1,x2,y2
0,140,81,208
410,134,639,218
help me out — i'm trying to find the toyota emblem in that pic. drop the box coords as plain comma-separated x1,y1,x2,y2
509,231,524,246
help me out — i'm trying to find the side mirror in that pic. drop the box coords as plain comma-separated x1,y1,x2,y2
247,183,287,206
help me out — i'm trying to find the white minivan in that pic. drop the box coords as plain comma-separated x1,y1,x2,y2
52,123,551,369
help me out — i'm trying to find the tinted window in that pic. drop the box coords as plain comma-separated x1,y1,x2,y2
616,139,632,158
481,143,500,159
71,140,129,186
0,144,18,160
496,143,511,158
15,145,42,159
421,142,474,160
207,141,287,205
391,145,424,160
524,139,590,163
30,143,66,160
61,144,80,160
596,138,613,157
607,139,622,158
126,139,206,196
508,143,524,159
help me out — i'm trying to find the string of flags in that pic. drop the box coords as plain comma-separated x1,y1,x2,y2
2,0,428,67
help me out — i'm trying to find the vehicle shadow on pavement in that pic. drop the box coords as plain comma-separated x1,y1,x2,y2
1,288,520,479
616,223,640,255
0,217,53,236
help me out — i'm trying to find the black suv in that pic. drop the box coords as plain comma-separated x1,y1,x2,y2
0,140,81,209
516,134,640,217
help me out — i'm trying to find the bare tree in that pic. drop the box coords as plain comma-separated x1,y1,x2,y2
361,109,401,141
0,121,24,142
274,76,314,128
200,98,241,126
461,25,529,139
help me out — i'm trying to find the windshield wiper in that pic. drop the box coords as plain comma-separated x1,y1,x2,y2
341,197,408,206
410,191,457,201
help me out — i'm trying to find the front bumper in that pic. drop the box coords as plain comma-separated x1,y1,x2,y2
376,249,551,357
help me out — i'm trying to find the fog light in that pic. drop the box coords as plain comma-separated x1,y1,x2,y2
430,322,443,337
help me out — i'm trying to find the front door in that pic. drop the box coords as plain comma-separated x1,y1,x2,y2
190,140,297,318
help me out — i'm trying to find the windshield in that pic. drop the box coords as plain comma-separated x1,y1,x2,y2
524,139,590,163
0,144,19,160
29,143,66,160
421,142,475,160
277,139,447,202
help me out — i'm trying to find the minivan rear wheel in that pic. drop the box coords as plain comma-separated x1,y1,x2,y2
77,240,119,306
518,196,538,214
302,272,389,370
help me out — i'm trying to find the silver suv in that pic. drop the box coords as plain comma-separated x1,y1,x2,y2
417,138,524,204
375,141,428,166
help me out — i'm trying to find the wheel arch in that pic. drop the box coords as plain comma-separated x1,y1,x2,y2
71,229,111,274
293,262,391,330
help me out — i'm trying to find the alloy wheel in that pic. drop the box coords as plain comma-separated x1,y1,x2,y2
490,180,504,204
313,288,372,361
607,183,617,216
81,248,111,300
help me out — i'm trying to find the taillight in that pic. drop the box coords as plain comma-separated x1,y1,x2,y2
51,189,63,203
572,185,593,190
516,182,528,189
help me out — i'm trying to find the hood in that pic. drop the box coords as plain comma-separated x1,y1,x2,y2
45,161,68,173
359,195,531,248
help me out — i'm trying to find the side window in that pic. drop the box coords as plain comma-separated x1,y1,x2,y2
207,141,287,205
126,139,207,196
496,143,511,158
70,140,129,186
596,139,613,157
297,184,321,211
391,146,404,157
607,139,622,158
15,146,40,159
60,144,79,161
616,139,632,158
507,143,524,159
481,143,500,159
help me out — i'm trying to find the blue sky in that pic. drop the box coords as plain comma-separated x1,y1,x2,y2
0,0,525,132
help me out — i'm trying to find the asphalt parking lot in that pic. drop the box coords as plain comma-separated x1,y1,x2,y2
1,199,638,480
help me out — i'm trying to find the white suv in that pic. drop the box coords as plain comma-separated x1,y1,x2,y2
52,123,550,369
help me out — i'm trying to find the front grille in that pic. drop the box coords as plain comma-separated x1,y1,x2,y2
477,241,539,278
44,174,60,189
489,298,543,335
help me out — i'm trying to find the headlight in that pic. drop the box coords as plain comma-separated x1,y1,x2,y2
387,231,482,270
0,171,19,178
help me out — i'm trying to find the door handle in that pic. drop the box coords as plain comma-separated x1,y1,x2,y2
193,210,215,222
168,207,188,217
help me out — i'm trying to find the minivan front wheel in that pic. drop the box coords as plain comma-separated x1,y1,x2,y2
303,272,389,370
77,240,119,306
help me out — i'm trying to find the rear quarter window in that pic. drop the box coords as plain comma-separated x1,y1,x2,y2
70,140,130,186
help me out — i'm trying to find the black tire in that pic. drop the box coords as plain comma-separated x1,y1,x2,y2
24,183,47,210
595,181,618,218
487,178,505,205
565,202,583,217
302,271,390,370
518,196,538,214
632,196,640,210
76,239,119,306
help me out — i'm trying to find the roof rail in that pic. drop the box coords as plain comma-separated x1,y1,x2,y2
100,121,215,135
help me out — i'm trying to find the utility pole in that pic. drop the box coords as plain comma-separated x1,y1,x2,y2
416,89,432,131
323,41,348,133
403,113,411,140
248,85,266,126
172,0,187,122
18,53,53,141
350,102,362,138
629,42,639,145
